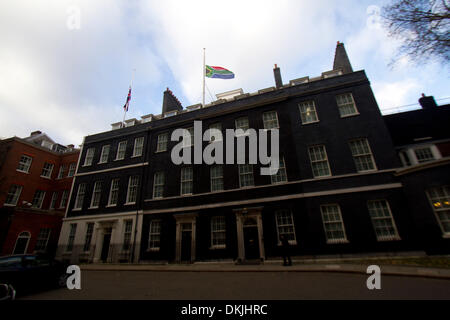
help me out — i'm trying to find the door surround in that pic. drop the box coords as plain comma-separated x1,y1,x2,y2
174,213,198,263
233,207,265,263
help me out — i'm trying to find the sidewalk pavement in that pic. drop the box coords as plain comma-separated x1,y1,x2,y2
79,260,450,280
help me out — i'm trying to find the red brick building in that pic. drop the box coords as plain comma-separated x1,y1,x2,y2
0,131,80,257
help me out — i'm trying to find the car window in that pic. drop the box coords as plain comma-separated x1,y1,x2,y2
0,257,22,268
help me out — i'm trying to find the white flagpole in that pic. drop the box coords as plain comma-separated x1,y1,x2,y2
202,48,206,107
122,68,136,127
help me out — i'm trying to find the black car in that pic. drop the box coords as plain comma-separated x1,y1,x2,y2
0,254,70,296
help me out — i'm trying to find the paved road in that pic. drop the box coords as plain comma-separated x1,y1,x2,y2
21,270,450,300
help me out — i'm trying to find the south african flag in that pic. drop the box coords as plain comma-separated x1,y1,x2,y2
205,65,235,79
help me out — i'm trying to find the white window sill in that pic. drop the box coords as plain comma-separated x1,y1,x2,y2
72,208,82,211
124,202,136,206
239,185,255,189
155,149,167,153
210,245,226,250
131,155,142,158
301,120,320,125
146,248,160,252
98,161,107,164
153,196,163,200
88,206,99,210
3,203,17,207
340,112,360,118
312,174,332,179
376,237,401,242
16,169,30,174
40,175,51,179
114,158,125,161
106,204,117,208
180,193,193,197
326,239,349,244
356,169,377,173
263,127,280,131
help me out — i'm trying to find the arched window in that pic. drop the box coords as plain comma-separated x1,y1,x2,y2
13,231,31,254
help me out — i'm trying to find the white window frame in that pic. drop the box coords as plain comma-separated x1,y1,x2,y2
4,185,23,206
235,117,250,136
336,93,359,117
41,162,54,179
208,123,222,142
156,133,168,152
238,164,254,188
122,220,133,251
125,176,139,204
66,224,77,252
34,228,51,252
367,200,400,241
132,137,144,157
89,181,102,208
74,183,86,210
426,186,450,237
414,146,435,163
271,157,287,184
57,165,66,179
348,138,377,172
31,190,46,209
68,163,76,177
83,148,95,166
210,216,226,249
153,172,164,199
182,127,194,148
83,223,94,252
320,204,348,244
180,167,193,195
148,219,161,251
210,165,224,192
13,231,31,254
49,191,58,210
99,145,110,164
115,141,127,160
308,145,331,178
17,155,32,173
59,190,69,208
298,100,319,124
262,111,279,130
275,210,297,245
107,178,120,206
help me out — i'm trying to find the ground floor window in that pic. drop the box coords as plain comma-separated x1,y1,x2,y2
320,204,348,243
83,223,94,252
34,228,51,252
275,210,296,244
13,231,31,254
211,216,226,249
426,186,450,236
67,224,77,252
122,220,133,251
148,220,161,251
367,200,400,241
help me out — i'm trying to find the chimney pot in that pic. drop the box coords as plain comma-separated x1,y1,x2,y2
273,64,283,88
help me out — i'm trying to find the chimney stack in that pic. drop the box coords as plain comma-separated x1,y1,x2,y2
273,64,283,88
333,41,353,74
419,93,437,109
162,88,183,114
30,130,42,136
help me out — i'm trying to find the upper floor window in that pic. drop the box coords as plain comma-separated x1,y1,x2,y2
263,111,279,130
90,181,102,208
99,145,110,164
275,210,296,245
133,137,144,157
271,157,287,184
153,172,165,199
126,176,139,204
426,186,450,236
83,148,95,166
57,165,66,179
238,164,254,187
209,123,222,142
148,219,161,251
108,178,120,206
68,163,76,177
348,138,376,172
210,165,224,192
320,204,348,243
5,185,22,206
34,228,51,252
17,155,32,173
336,93,358,117
60,190,69,208
211,216,226,249
31,190,46,209
414,147,435,163
74,183,86,210
116,141,127,160
156,133,169,152
49,191,58,210
41,162,54,178
308,145,331,177
235,117,249,134
181,167,193,195
367,200,400,241
299,100,319,124
182,127,194,148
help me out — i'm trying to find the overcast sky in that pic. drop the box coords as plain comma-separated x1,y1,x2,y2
0,0,449,146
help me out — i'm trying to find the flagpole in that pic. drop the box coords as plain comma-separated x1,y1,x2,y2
202,48,206,107
122,68,136,127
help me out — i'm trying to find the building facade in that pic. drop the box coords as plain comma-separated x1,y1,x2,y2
0,132,79,257
56,43,450,264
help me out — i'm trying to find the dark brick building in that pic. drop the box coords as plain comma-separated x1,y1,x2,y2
0,132,79,257
56,43,449,264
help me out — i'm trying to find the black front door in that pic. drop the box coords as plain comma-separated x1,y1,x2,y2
181,230,192,262
244,226,260,260
101,231,112,262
